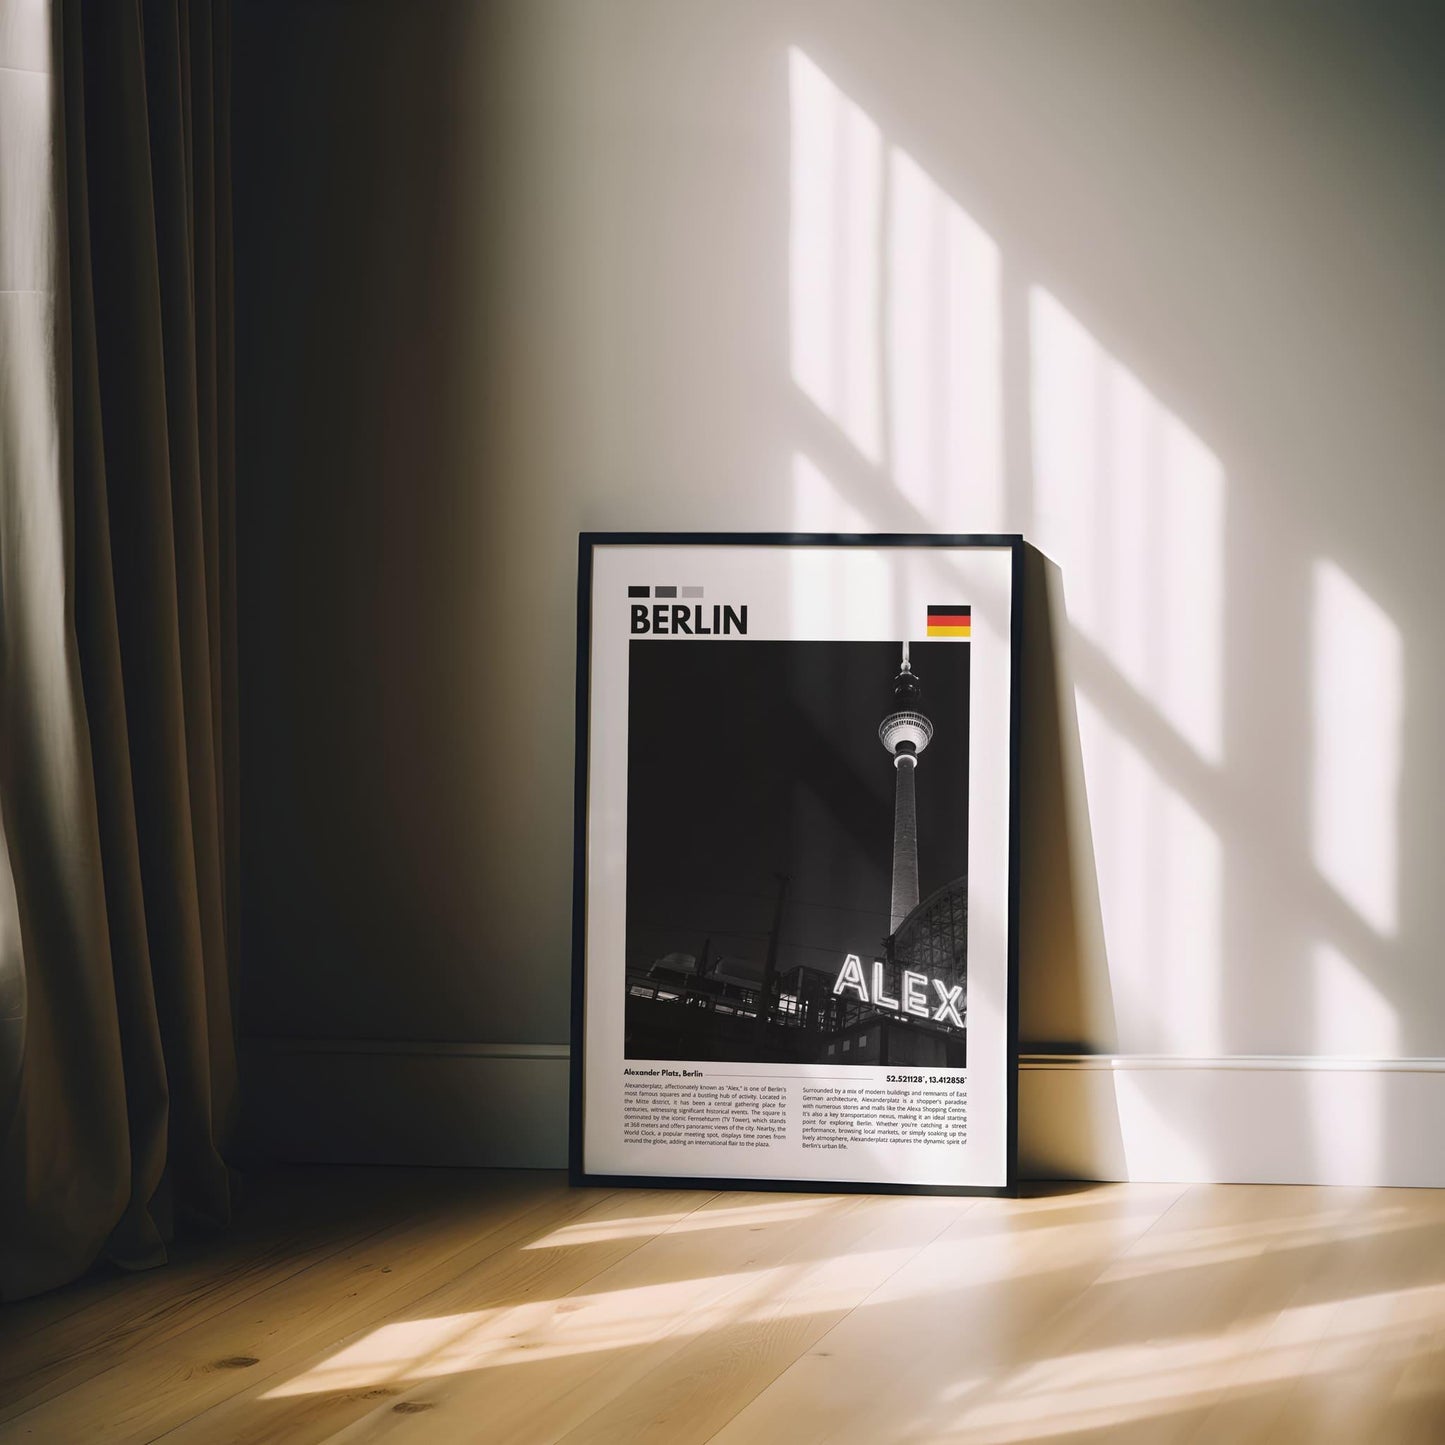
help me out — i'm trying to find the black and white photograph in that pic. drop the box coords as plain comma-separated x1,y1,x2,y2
623,638,970,1068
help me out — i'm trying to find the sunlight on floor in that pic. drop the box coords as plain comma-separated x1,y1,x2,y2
929,1280,1445,1444
263,1246,918,1398
267,1191,1176,1402
262,1193,1445,1445
524,1196,828,1249
1096,1198,1414,1282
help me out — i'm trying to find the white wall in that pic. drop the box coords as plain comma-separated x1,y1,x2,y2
235,1,1445,1184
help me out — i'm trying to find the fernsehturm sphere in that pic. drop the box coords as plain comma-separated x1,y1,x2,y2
878,643,934,933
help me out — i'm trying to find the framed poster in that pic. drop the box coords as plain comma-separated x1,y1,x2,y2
570,533,1022,1196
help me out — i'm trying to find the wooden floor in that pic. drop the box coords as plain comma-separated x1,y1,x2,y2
1,1170,1444,1443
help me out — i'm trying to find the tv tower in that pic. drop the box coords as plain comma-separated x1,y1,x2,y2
878,642,934,933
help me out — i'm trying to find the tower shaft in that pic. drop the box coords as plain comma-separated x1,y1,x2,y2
890,759,919,932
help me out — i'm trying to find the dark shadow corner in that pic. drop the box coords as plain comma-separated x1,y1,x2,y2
1017,543,1125,1178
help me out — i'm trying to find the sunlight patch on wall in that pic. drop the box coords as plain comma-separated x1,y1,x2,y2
886,149,1002,530
1307,942,1398,1184
792,450,870,533
1312,942,1399,1058
789,48,882,462
790,50,1004,534
1076,691,1222,1056
788,454,890,636
788,54,1239,1077
1030,288,1225,766
1310,561,1402,938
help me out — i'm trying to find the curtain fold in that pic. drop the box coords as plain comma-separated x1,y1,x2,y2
0,0,236,1301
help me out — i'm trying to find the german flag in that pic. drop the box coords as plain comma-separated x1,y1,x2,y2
927,604,971,638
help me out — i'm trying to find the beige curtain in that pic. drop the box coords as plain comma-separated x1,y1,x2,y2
0,0,237,1300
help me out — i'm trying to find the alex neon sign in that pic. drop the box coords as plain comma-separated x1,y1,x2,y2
831,954,964,1028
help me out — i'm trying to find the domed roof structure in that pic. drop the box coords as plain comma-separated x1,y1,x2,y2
891,875,967,996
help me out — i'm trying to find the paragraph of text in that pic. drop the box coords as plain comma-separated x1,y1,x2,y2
800,1084,966,1150
623,1079,788,1147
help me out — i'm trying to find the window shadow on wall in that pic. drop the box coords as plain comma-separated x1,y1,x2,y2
782,1,1431,1183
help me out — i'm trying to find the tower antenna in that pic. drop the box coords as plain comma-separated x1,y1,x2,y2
878,646,934,932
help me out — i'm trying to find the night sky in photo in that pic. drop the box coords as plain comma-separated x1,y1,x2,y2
625,639,970,982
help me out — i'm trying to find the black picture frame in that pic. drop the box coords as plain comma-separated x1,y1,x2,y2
570,532,1024,1197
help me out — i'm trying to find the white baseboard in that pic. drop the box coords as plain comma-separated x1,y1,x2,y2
240,1038,572,1168
1020,1054,1445,1188
240,1041,1445,1187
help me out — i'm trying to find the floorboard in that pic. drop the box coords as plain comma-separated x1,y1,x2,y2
1,1170,1442,1443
